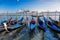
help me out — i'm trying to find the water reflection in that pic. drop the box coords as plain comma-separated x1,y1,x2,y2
0,15,60,40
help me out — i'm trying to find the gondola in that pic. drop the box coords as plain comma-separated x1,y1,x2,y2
37,17,47,32
29,17,36,38
44,17,60,33
49,17,58,24
29,17,36,32
49,17,59,28
0,17,24,32
7,17,24,29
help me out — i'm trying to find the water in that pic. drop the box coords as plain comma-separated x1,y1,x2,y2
0,24,60,40
0,13,60,40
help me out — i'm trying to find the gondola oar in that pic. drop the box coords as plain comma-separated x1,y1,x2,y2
44,17,60,32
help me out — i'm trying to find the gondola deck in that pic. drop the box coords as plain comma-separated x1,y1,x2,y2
29,23,36,30
29,17,36,31
7,17,24,29
7,23,22,29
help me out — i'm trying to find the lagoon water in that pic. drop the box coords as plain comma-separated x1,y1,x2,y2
0,13,60,40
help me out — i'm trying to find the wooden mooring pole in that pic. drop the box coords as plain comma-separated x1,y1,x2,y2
16,11,18,23
58,12,60,26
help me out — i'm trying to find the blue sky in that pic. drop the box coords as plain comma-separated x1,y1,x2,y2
0,0,60,13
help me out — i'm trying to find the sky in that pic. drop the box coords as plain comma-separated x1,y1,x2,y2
0,0,60,13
